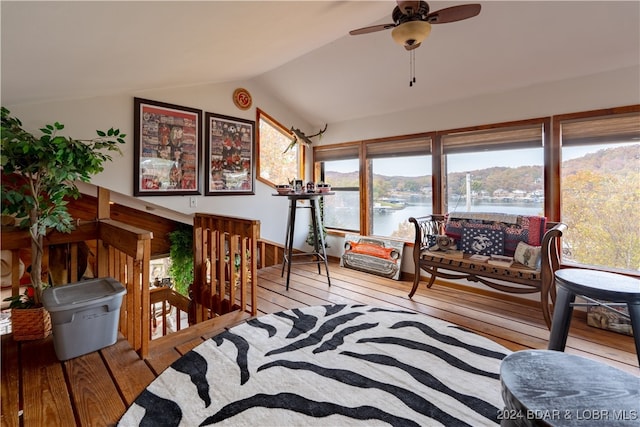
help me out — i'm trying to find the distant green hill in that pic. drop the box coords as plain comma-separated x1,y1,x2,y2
324,144,638,193
562,144,639,177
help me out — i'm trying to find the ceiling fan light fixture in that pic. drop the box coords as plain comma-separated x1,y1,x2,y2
391,21,432,48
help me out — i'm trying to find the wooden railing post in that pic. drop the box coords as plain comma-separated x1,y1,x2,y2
193,216,205,323
96,186,111,277
139,237,151,357
98,219,153,358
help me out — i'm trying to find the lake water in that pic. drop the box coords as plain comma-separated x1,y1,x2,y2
372,202,544,237
324,192,544,237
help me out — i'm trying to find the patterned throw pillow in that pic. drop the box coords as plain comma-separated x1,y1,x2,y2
514,241,542,269
461,227,504,256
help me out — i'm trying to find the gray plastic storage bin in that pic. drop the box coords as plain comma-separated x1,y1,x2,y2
42,277,127,361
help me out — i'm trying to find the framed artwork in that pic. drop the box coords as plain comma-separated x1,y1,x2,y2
134,98,202,196
205,112,255,195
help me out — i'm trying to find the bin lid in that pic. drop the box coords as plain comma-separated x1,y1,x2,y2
42,277,127,312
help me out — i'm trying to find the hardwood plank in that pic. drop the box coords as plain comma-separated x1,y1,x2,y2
21,337,75,426
173,311,253,355
256,286,308,312
64,351,126,427
146,311,251,374
100,335,156,406
1,335,19,427
144,346,182,377
174,338,206,356
254,293,292,315
258,270,375,311
149,311,250,354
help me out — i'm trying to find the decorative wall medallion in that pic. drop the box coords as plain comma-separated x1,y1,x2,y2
232,88,252,110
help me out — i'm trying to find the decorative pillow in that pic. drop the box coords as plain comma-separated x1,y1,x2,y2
514,241,541,269
461,227,504,256
502,216,546,257
446,220,500,248
445,214,547,257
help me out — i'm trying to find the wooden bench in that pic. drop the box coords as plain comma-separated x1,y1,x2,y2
409,214,567,328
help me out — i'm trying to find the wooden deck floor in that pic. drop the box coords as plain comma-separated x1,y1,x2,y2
259,261,637,374
1,261,637,426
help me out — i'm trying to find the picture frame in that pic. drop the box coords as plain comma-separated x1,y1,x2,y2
133,98,202,196
205,112,255,195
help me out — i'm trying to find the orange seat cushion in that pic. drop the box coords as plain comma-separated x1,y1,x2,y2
349,242,395,260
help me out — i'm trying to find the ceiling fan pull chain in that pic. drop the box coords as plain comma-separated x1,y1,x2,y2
409,50,416,87
409,51,413,86
412,50,416,84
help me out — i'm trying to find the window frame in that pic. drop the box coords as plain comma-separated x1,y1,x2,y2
313,104,640,277
553,105,640,271
550,105,640,221
313,133,433,238
438,117,549,216
255,108,304,188
315,143,362,233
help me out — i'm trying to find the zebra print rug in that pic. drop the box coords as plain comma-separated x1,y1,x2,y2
119,304,510,426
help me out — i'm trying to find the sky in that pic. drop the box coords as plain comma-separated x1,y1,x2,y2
326,143,637,177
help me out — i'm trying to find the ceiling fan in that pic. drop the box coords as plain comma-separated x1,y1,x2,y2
349,1,481,86
349,1,481,51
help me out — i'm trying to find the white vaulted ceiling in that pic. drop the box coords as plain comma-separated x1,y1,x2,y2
2,1,639,125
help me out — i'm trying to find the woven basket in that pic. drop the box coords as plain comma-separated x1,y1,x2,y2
11,307,52,341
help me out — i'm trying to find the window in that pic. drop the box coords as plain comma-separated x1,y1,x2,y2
442,120,547,218
314,105,640,277
366,138,431,240
316,144,360,232
321,159,360,231
558,108,640,272
256,109,302,187
314,136,432,241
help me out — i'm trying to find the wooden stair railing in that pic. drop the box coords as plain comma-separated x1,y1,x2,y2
192,213,260,322
150,286,190,337
98,219,152,357
1,219,153,358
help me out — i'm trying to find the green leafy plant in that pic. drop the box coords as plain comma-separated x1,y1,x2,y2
3,286,37,309
306,196,329,248
168,224,193,296
0,107,125,306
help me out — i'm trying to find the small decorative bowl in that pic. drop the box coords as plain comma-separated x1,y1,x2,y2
275,184,290,194
316,184,331,193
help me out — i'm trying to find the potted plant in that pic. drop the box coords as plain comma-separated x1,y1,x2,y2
1,107,125,339
168,223,194,297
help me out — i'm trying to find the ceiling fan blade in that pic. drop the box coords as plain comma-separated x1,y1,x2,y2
396,0,422,15
426,4,481,24
404,41,422,51
349,23,395,36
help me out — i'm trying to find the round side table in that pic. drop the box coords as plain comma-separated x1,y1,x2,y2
548,268,640,366
500,350,640,427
